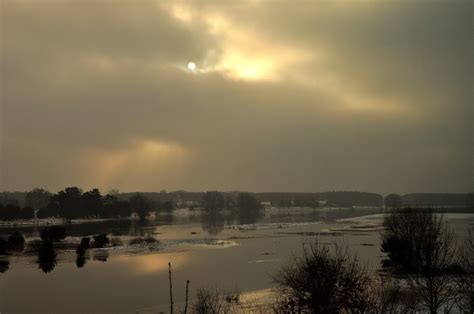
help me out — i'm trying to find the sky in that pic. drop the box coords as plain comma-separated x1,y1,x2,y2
1,0,472,195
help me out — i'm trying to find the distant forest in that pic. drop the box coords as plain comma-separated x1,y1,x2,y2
0,188,472,221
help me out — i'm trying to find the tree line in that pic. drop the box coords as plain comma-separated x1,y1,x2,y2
385,193,474,210
1,190,390,209
0,188,263,221
0,187,174,220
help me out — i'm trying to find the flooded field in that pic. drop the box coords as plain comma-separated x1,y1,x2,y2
0,208,472,313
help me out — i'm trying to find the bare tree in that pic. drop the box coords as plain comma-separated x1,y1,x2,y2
367,276,421,314
273,241,371,313
382,208,438,271
382,208,457,313
456,226,474,312
408,213,456,313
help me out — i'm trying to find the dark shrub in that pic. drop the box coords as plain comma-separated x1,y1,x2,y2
381,208,455,273
193,287,240,313
0,238,7,255
456,226,474,312
382,208,458,313
273,242,371,313
7,232,25,250
40,226,66,242
92,233,109,248
381,236,411,268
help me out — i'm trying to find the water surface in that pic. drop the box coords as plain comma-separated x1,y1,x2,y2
1,208,471,313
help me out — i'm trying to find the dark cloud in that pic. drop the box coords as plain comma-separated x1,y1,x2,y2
1,0,471,194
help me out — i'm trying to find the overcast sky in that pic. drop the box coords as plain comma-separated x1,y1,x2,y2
1,0,472,194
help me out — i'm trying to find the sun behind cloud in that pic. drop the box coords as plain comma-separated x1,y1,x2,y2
164,2,309,83
187,62,196,71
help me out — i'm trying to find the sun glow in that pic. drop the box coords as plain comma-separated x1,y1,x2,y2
218,54,274,81
114,253,189,274
187,62,196,71
84,139,189,189
162,2,409,115
163,3,308,83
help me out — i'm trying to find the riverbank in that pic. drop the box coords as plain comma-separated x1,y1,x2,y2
0,206,381,228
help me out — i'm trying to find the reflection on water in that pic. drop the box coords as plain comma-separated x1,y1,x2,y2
113,252,189,275
0,208,270,238
0,208,389,277
1,210,472,313
201,213,226,235
0,215,177,238
76,253,88,268
0,208,386,276
93,249,109,262
201,209,262,235
76,237,91,267
237,209,263,225
0,257,9,273
37,240,57,273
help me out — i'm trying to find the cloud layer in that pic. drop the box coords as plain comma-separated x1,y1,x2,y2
1,0,472,194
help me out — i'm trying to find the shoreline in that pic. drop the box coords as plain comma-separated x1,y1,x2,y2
0,206,382,227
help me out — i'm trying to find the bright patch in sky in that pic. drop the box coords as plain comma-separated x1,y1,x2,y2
187,62,196,71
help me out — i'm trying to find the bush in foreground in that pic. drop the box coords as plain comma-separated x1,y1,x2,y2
382,208,460,313
193,287,241,314
273,242,371,313
455,226,474,312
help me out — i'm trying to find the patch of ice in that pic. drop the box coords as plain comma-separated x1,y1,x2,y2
225,221,320,231
248,259,280,264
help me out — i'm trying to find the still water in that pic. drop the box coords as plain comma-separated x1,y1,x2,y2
0,208,472,313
